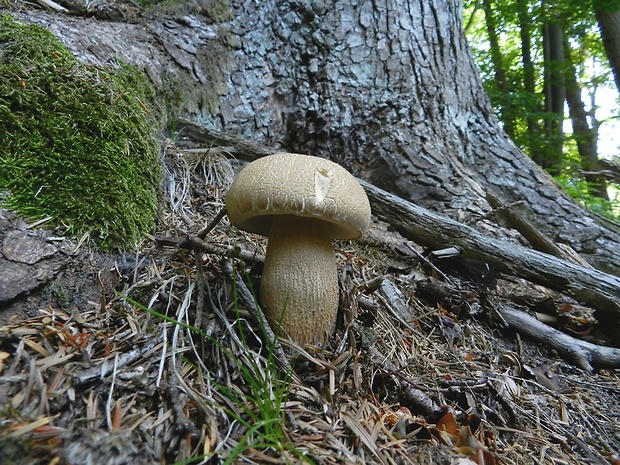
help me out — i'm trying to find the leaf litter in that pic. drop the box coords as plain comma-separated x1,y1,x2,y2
0,140,619,464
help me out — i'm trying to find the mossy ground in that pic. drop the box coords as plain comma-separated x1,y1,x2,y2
0,14,162,249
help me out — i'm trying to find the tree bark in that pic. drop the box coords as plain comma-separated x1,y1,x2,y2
11,0,620,275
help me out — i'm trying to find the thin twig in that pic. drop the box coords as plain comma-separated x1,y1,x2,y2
105,353,119,432
194,246,206,331
403,242,452,283
72,340,162,385
155,235,262,263
198,207,228,240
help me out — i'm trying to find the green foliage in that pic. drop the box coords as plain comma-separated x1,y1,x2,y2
555,174,620,220
0,14,162,249
464,0,620,212
556,138,620,220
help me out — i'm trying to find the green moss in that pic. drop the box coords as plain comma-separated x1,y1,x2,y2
203,0,233,22
0,14,162,249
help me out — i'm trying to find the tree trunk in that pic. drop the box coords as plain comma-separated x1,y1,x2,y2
595,2,620,96
517,0,544,163
12,0,620,275
481,0,515,137
564,40,608,200
542,11,566,174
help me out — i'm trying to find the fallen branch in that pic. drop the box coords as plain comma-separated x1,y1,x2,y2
361,180,620,321
36,0,69,12
177,118,275,160
496,304,620,371
485,192,589,266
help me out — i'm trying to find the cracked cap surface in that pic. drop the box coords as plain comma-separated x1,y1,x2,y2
225,153,371,239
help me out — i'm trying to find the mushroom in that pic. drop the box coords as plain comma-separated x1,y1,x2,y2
225,153,371,347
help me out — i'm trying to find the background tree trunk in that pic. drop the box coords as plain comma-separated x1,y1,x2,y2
564,40,608,200
542,12,566,174
517,0,544,164
481,0,515,137
595,2,620,95
14,0,620,274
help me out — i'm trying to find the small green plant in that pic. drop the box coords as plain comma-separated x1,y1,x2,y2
218,276,296,464
122,273,311,464
0,15,162,248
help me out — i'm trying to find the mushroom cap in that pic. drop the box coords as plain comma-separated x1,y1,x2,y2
226,153,371,239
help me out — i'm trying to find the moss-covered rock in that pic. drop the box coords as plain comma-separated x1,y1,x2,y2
0,14,162,249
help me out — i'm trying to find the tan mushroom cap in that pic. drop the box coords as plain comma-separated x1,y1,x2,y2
226,153,371,239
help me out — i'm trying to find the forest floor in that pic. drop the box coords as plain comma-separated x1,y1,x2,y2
1,139,619,465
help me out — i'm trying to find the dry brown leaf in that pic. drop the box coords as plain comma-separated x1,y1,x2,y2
437,411,459,436
456,426,496,465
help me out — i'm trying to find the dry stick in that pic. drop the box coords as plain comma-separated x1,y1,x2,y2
197,207,228,240
402,242,452,283
178,118,276,160
155,235,263,264
497,304,620,372
486,192,594,270
486,192,578,263
193,246,206,331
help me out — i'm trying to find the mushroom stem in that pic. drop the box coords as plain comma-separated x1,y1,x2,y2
260,215,339,347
